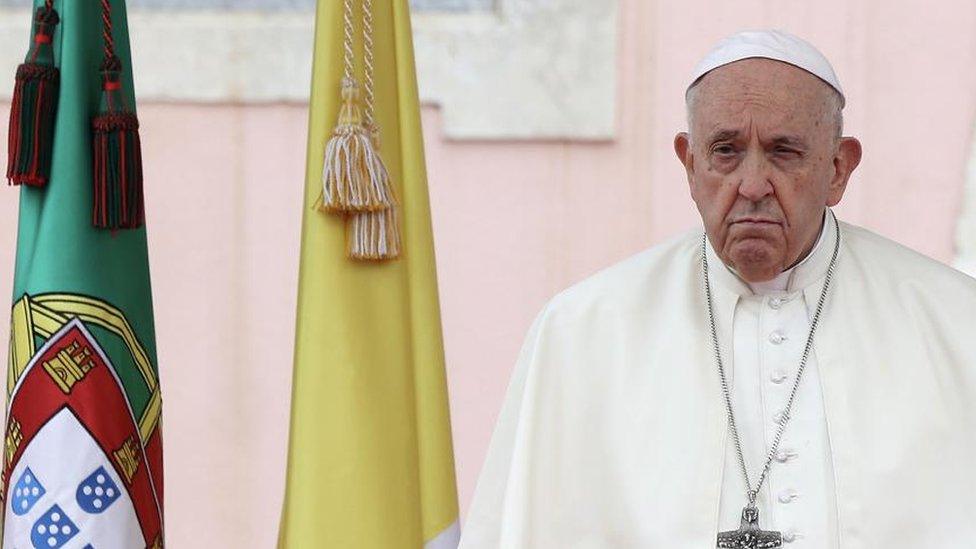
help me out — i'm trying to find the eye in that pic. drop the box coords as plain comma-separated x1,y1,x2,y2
711,144,736,156
774,146,802,157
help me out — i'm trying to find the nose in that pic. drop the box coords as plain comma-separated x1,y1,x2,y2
737,149,774,202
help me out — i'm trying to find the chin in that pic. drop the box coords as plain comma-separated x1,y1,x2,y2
727,240,784,282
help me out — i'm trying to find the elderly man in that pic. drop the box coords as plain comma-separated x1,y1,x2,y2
459,30,976,548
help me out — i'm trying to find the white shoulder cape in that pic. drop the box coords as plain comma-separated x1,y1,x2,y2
460,221,976,548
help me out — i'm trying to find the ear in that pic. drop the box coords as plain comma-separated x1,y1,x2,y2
674,132,695,182
827,137,862,206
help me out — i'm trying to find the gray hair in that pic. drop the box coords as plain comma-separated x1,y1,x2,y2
685,79,844,144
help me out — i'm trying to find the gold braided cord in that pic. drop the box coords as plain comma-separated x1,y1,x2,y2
362,0,377,138
342,0,356,82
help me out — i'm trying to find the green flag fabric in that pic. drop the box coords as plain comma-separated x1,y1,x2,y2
2,1,163,546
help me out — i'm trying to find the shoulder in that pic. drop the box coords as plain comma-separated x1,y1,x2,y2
840,221,976,293
541,229,702,327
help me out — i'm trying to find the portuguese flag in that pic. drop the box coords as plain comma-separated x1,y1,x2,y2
278,0,459,547
2,1,163,547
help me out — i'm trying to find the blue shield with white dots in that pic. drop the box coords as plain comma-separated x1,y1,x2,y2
30,504,79,549
76,466,121,514
11,467,46,516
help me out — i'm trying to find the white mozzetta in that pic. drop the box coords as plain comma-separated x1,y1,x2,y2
461,211,976,547
955,127,976,276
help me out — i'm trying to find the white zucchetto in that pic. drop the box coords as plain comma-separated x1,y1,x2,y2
688,30,845,107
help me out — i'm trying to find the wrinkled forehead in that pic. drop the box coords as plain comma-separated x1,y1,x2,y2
689,58,837,136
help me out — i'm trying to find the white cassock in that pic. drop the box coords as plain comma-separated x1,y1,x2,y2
459,210,976,548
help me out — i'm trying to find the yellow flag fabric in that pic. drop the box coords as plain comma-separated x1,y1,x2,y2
277,0,460,547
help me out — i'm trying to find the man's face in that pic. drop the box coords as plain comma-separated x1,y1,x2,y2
674,58,861,282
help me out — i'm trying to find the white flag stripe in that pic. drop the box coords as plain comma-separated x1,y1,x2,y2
425,520,460,549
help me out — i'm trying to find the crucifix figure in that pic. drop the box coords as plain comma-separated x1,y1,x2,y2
717,505,783,549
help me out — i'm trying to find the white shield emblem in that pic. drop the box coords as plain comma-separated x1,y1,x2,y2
3,408,144,548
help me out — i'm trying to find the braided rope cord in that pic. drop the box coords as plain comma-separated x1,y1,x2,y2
362,0,378,138
100,0,116,63
342,0,356,82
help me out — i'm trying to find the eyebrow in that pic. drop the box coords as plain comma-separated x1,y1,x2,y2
770,135,808,149
705,130,809,149
706,129,740,144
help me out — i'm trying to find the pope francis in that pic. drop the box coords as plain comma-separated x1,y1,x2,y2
459,30,976,548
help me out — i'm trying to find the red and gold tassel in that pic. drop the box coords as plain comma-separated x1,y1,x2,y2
6,3,60,187
91,0,144,230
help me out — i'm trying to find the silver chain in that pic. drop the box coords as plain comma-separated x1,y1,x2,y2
702,212,840,506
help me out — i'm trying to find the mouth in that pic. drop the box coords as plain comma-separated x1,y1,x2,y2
730,217,782,227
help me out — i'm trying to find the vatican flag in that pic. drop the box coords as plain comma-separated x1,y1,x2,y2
277,0,460,547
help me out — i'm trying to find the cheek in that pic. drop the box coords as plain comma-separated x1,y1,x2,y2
692,173,738,219
775,170,829,222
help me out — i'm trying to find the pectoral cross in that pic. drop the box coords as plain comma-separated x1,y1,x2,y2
717,505,782,549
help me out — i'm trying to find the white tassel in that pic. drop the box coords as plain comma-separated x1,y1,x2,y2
347,205,400,260
320,78,393,213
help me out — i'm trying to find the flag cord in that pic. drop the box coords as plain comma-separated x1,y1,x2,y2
99,0,119,69
342,0,355,82
362,0,377,141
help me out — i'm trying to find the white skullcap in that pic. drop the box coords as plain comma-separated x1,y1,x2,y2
688,30,845,107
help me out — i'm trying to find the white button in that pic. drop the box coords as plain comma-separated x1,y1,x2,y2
778,489,800,503
769,297,784,310
768,331,788,344
775,449,798,463
770,370,788,384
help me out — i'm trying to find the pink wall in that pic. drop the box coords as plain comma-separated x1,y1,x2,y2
0,1,975,545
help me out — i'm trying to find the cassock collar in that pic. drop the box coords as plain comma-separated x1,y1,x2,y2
705,208,836,297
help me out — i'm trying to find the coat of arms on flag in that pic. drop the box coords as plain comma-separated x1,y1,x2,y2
2,296,163,548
